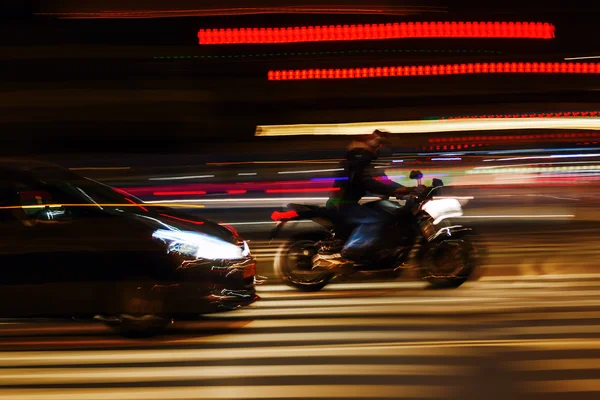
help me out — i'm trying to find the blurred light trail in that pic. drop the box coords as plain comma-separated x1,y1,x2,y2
488,147,600,155
158,213,204,225
227,190,248,195
155,48,504,61
0,203,205,210
431,158,462,161
495,153,600,162
265,188,339,193
565,56,600,60
198,21,555,45
69,167,130,171
439,111,600,119
207,159,342,166
310,177,348,182
153,191,207,196
148,197,331,204
476,161,600,169
39,5,445,19
148,196,383,205
456,214,575,219
225,221,313,226
149,175,215,181
268,62,599,81
255,117,600,137
278,168,344,174
238,172,258,176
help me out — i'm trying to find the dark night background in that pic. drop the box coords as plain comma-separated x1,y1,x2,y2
1,1,600,161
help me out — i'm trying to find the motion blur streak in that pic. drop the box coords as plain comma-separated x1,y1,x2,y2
0,385,453,399
37,5,445,19
255,117,600,136
265,188,339,193
1,277,600,398
148,175,214,181
278,168,343,174
0,203,204,210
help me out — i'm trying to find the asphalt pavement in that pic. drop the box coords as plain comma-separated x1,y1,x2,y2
1,274,600,399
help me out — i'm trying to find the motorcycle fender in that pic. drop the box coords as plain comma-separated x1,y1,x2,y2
429,225,473,243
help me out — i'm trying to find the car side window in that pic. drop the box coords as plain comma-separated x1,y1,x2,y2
14,182,55,219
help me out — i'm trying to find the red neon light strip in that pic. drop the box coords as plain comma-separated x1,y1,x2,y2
153,191,207,196
429,132,600,144
199,22,555,44
227,190,248,194
268,62,600,80
441,111,600,119
159,213,205,225
265,188,340,193
124,197,148,212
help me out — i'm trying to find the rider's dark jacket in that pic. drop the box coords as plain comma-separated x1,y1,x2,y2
328,147,403,207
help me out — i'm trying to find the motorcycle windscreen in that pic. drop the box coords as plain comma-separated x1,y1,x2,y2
421,199,463,225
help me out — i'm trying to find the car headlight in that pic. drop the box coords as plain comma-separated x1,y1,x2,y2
152,229,245,260
242,241,251,257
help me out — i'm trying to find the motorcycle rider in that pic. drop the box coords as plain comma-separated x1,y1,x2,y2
322,129,422,263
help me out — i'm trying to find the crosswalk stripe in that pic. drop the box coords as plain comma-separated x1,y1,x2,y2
212,302,600,318
1,276,600,398
491,325,600,336
0,385,458,399
0,364,476,386
508,358,600,371
166,330,481,345
518,379,600,393
250,296,509,308
0,344,481,367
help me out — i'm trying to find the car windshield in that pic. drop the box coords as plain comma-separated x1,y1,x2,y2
28,167,143,207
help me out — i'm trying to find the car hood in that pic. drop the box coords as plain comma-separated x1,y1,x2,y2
114,206,240,245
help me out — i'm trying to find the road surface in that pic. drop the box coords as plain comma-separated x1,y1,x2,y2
1,274,600,399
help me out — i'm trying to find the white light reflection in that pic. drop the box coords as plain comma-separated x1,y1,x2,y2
278,168,344,174
238,172,258,176
496,154,600,162
256,118,600,137
475,161,600,170
149,175,215,181
564,55,600,60
455,215,575,219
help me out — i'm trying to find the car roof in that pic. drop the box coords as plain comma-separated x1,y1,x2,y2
0,158,62,172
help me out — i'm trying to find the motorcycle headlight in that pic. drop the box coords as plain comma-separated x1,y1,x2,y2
152,229,245,260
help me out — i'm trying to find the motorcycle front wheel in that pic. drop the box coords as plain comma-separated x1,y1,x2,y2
420,238,478,289
274,234,335,292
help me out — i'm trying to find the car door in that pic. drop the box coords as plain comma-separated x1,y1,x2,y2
0,175,40,317
0,174,106,317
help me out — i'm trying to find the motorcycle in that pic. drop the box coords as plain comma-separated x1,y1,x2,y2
269,170,479,291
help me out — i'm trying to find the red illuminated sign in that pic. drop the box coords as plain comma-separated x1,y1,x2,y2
199,22,555,44
268,62,599,80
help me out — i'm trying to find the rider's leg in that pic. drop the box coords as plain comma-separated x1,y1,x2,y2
338,206,386,261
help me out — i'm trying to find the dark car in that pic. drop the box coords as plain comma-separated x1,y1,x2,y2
0,159,258,336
